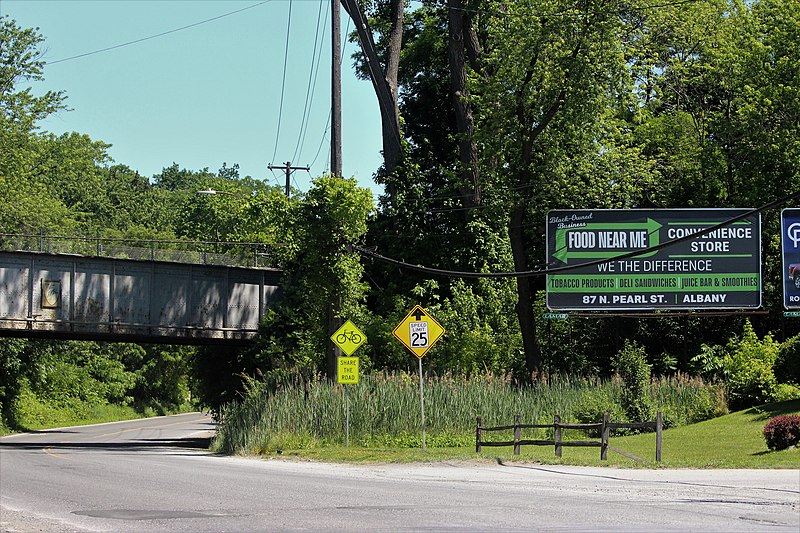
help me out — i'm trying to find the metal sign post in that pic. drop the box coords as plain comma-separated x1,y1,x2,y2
332,321,365,448
418,357,426,450
392,305,445,450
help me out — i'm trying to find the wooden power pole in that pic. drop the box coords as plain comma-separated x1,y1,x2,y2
267,161,310,197
331,0,342,178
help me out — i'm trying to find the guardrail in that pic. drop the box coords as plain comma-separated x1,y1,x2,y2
0,232,283,269
476,412,663,462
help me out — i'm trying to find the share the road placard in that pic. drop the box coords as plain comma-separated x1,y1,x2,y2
546,209,761,311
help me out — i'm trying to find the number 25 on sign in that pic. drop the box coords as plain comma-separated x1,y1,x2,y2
392,305,445,359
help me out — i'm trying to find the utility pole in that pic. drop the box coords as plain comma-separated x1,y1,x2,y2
326,0,344,380
331,0,342,178
267,161,310,197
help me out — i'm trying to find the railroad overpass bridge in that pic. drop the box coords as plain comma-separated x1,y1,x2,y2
0,236,282,345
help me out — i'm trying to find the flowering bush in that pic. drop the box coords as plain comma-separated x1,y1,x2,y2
763,415,800,451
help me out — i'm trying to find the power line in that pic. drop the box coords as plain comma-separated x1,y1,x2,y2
310,110,331,168
292,0,327,164
355,189,800,279
267,167,283,188
272,0,293,163
37,0,710,67
297,0,331,164
48,1,273,65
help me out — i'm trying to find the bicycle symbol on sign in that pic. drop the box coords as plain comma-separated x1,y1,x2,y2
336,329,362,345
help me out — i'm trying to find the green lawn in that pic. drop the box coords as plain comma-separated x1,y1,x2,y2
272,400,800,468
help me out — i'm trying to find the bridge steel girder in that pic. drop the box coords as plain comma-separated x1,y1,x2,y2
0,251,282,345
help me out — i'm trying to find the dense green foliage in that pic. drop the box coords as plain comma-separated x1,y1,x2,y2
776,334,800,386
0,338,195,430
2,1,800,435
613,341,654,423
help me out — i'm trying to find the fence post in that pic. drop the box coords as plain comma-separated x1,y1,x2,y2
601,412,610,460
39,228,44,252
656,410,663,462
150,239,155,261
554,414,562,458
513,414,521,456
476,416,482,453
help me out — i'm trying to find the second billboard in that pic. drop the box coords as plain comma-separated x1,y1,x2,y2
546,209,761,311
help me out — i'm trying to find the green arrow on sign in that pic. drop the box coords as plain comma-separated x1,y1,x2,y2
553,219,662,264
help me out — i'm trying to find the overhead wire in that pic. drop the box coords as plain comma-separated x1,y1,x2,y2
300,3,331,163
344,1,403,149
291,0,327,164
48,1,273,65
310,16,350,173
42,0,709,67
310,110,332,168
271,0,293,164
355,189,800,279
267,167,282,188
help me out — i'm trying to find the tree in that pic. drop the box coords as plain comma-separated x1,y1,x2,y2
0,16,76,234
0,339,27,428
191,176,373,410
344,0,404,177
472,0,631,376
0,15,66,132
291,175,373,377
447,0,482,209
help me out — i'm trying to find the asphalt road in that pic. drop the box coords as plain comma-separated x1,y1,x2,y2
1,413,798,532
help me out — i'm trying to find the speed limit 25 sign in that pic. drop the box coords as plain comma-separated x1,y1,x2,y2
392,305,445,359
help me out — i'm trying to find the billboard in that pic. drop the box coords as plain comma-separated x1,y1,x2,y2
546,209,761,311
781,209,800,310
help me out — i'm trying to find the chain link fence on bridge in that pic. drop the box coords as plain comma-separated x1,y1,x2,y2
0,232,283,269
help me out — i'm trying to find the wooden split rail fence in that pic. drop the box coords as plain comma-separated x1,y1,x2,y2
476,412,663,462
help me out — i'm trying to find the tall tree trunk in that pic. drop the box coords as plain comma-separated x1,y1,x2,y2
341,0,403,176
447,0,480,209
507,39,575,378
509,202,541,379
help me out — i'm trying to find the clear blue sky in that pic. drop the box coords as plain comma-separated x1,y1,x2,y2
1,0,384,194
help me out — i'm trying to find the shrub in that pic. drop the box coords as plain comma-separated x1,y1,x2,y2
613,341,653,423
690,343,725,381
763,415,800,451
572,389,626,437
776,335,800,386
772,383,800,403
721,320,779,410
652,374,728,428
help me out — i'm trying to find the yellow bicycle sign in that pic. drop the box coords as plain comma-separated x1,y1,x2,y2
330,319,366,356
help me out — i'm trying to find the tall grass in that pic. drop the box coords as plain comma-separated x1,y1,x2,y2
213,372,726,455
